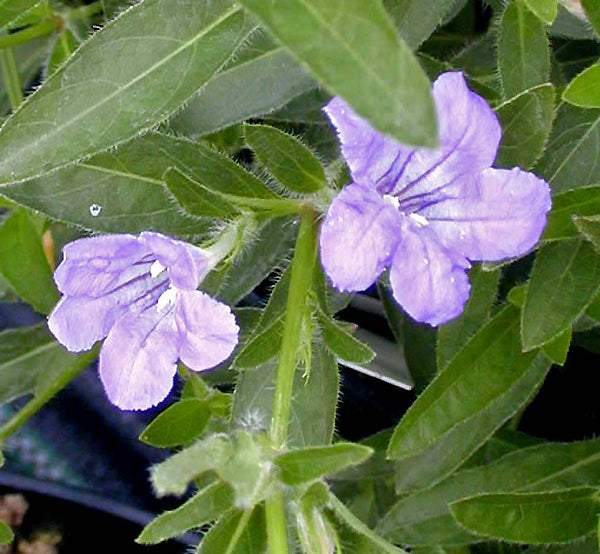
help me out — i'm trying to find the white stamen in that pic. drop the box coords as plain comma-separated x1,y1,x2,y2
157,288,177,312
383,194,400,208
150,260,166,278
410,213,429,227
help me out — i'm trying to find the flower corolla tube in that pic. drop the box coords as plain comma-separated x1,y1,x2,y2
319,71,552,326
48,232,239,410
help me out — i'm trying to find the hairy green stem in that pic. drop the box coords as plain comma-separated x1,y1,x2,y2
265,208,318,553
0,47,22,108
265,492,289,554
0,347,98,442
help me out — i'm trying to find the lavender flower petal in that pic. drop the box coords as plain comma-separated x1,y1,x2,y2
139,231,210,290
48,295,120,352
325,97,411,188
175,290,239,371
390,218,471,326
99,308,179,410
387,72,501,199
54,234,150,297
319,183,401,291
48,270,167,352
423,168,552,261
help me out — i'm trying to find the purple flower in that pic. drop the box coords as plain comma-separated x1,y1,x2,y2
319,72,551,326
48,232,239,410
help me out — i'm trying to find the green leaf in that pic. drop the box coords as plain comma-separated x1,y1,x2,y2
543,187,600,242
171,34,315,137
139,399,212,448
0,209,59,314
327,490,408,554
524,0,558,24
0,0,252,184
582,0,600,37
535,104,600,194
402,316,437,393
244,124,326,193
197,506,266,554
46,29,80,77
137,482,234,544
0,0,39,30
563,64,600,108
0,39,48,116
450,488,599,544
0,520,13,546
388,306,551,492
232,342,339,448
233,267,291,369
437,266,500,370
574,215,600,250
499,0,550,98
317,310,375,365
0,133,213,236
378,436,600,546
238,0,438,148
275,443,373,485
541,326,571,365
151,435,232,496
383,0,456,50
0,324,83,404
495,84,555,169
521,239,600,350
204,217,297,306
164,167,240,219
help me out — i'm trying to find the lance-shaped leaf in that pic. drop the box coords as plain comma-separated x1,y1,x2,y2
383,0,456,50
495,83,555,169
137,482,234,544
171,34,315,137
390,435,600,546
233,268,291,369
0,210,59,314
244,124,326,193
326,490,408,554
535,104,600,194
197,507,266,554
275,443,373,485
450,488,600,544
521,238,600,350
0,324,84,404
499,0,550,98
232,343,339,448
379,436,600,546
388,306,551,492
0,0,252,184
563,64,600,108
1,133,263,237
0,0,39,30
524,0,558,24
316,310,375,365
139,399,212,448
543,186,600,242
237,0,437,148
582,0,600,36
436,266,500,370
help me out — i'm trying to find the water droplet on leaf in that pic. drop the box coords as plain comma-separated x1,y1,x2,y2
89,204,102,217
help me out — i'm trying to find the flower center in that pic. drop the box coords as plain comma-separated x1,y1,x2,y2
156,287,178,312
150,260,166,278
409,213,429,227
